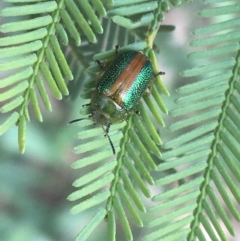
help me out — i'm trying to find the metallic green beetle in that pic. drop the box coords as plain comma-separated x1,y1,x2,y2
70,46,164,154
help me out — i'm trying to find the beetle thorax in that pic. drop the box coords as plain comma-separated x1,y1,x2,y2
91,92,128,125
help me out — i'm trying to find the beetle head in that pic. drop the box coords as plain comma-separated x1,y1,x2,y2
91,109,111,126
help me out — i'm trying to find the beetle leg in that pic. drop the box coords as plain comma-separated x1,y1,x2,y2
143,84,152,96
148,84,153,95
115,45,120,55
144,71,165,96
103,123,116,155
82,103,91,107
95,60,104,70
134,110,140,115
154,71,165,77
104,123,110,135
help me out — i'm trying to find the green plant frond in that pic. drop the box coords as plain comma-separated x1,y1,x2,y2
145,1,240,241
70,190,111,214
70,70,166,241
0,2,57,16
108,0,157,29
107,0,183,31
75,208,107,241
73,122,125,154
107,0,179,30
65,43,94,101
69,173,115,201
69,13,168,237
0,0,108,152
64,0,104,43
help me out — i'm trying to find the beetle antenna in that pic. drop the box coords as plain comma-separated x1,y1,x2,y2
68,118,87,124
68,114,93,125
106,134,116,155
104,124,116,155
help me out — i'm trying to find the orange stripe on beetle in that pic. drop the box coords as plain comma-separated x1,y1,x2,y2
106,53,148,106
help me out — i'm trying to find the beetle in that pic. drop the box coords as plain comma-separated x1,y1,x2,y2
69,46,164,154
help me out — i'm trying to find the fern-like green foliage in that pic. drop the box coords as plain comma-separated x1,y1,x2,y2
143,1,240,241
68,1,240,241
0,0,106,153
67,1,170,240
0,0,169,239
